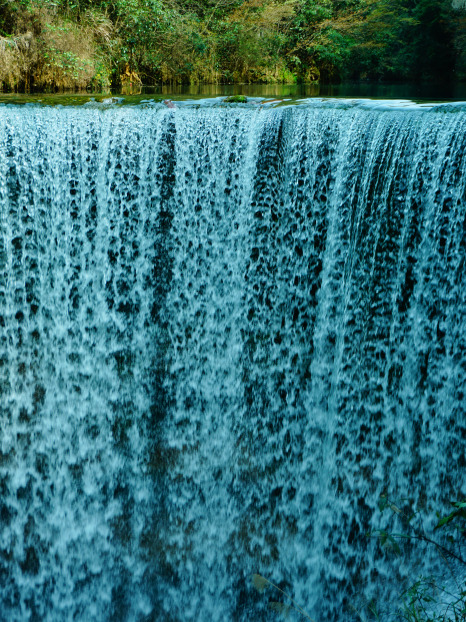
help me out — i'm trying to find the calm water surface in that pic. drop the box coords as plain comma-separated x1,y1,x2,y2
1,81,466,105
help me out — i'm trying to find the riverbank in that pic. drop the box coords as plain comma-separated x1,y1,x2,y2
1,0,465,92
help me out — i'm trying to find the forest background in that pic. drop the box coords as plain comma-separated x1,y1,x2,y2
0,0,465,92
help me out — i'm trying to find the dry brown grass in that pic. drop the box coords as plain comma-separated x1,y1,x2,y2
0,33,35,89
0,5,114,91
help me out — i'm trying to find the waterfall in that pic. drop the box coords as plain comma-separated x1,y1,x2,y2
0,101,465,621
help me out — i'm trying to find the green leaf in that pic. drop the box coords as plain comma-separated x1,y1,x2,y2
434,506,466,530
270,601,292,618
378,497,388,512
386,534,401,555
252,574,269,593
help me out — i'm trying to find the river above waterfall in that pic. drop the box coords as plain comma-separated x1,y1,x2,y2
0,101,465,621
2,79,466,104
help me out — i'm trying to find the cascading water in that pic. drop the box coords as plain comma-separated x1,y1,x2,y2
0,100,465,621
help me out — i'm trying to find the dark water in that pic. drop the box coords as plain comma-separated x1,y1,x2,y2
135,81,466,101
0,99,465,621
1,81,466,106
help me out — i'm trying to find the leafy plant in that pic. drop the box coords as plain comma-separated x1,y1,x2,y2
367,496,466,622
224,94,247,102
372,495,466,567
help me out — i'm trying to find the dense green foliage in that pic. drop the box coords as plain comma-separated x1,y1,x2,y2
0,0,465,90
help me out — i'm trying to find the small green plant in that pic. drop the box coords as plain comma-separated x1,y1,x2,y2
372,496,466,567
252,573,316,621
401,575,466,622
224,95,247,103
367,496,466,622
